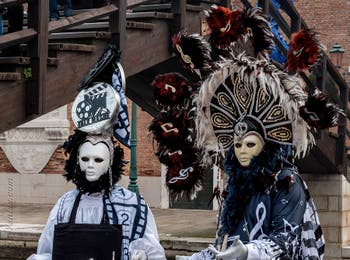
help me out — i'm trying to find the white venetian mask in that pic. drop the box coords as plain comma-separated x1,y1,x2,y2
233,132,265,167
78,141,110,182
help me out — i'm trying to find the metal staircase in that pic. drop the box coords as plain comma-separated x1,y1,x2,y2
0,0,348,178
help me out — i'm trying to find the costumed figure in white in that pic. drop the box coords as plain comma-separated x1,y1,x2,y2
147,4,343,260
28,82,166,260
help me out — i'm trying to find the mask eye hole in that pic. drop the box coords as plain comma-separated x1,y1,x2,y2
234,143,242,148
95,158,104,163
81,157,89,162
247,142,256,148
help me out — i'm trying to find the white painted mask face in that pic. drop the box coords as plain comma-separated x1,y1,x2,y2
78,141,110,182
234,133,265,167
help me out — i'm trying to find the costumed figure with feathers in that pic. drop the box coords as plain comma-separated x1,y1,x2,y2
149,4,343,260
28,50,166,260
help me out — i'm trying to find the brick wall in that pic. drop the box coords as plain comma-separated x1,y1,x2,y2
41,149,66,174
0,147,16,173
136,106,161,177
294,0,350,75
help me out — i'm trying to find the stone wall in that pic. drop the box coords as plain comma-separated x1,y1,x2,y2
0,100,163,207
303,174,350,260
0,173,162,207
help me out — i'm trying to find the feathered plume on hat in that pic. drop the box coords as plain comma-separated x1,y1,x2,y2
286,29,325,72
151,72,194,108
204,5,244,49
148,73,204,199
204,5,274,58
172,32,216,78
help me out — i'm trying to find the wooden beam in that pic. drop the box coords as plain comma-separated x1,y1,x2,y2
48,43,96,52
170,0,186,52
110,0,126,59
126,21,154,30
0,29,37,49
133,3,171,12
276,0,308,30
336,86,348,166
218,0,231,7
49,31,104,40
48,4,118,33
126,0,154,8
0,72,21,81
126,11,173,19
0,0,30,8
290,13,301,33
320,55,327,92
171,0,186,32
0,57,30,64
269,3,291,37
26,0,49,115
258,0,269,14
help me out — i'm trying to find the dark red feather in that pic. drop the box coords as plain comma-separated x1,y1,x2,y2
148,109,191,147
205,6,244,49
286,29,323,72
151,73,192,107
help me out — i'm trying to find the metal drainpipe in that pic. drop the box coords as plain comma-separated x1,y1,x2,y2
128,101,139,193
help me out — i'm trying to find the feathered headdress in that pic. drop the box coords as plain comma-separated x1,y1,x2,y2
148,73,204,199
195,53,314,164
151,72,194,108
172,32,215,78
286,29,325,72
204,5,274,57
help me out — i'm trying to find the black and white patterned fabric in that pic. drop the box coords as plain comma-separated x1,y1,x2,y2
112,67,131,148
297,175,325,260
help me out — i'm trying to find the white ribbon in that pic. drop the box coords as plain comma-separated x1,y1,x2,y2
249,202,267,240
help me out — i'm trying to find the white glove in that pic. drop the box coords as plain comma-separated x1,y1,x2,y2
208,240,248,260
130,250,148,260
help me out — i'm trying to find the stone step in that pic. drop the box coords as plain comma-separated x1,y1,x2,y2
0,232,213,259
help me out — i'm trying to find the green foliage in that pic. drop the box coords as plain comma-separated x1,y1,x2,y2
23,67,32,80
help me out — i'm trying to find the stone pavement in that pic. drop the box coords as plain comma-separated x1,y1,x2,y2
0,204,218,259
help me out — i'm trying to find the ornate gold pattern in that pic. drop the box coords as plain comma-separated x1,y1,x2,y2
255,87,271,113
263,105,287,123
267,127,292,142
217,134,234,149
212,113,233,129
231,76,252,111
209,72,294,147
216,92,236,116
